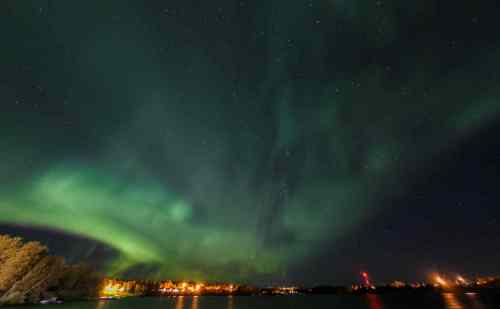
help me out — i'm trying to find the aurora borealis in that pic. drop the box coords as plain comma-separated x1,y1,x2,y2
2,1,500,284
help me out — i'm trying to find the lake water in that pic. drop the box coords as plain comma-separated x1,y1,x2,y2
12,293,499,309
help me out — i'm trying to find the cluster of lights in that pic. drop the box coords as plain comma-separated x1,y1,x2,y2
389,281,406,288
101,272,499,299
352,272,498,291
350,270,493,291
474,277,496,286
351,284,376,291
269,287,299,295
159,281,237,295
100,278,239,298
431,273,482,288
434,275,449,287
100,279,130,298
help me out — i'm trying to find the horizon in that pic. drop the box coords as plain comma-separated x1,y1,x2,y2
0,227,497,287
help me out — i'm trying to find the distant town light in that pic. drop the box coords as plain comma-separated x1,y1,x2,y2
434,275,448,287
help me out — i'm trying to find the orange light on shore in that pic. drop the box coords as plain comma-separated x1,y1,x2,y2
456,275,467,284
434,275,448,287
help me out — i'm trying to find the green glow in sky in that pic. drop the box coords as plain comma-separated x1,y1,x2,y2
1,0,500,283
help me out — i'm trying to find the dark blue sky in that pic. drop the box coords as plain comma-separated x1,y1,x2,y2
1,0,500,285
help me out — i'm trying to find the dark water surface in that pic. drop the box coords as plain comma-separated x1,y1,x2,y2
12,293,500,309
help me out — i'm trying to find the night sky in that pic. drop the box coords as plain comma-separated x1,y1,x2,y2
1,0,500,285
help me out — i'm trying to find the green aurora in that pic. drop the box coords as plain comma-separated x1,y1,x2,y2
1,1,500,282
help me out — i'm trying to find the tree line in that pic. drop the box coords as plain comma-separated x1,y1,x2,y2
0,234,102,305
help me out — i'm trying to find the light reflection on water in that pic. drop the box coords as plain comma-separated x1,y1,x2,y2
465,292,485,309
175,296,185,309
91,295,242,309
95,301,106,309
89,293,493,309
442,293,464,309
227,295,234,309
191,296,199,309
366,294,383,309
